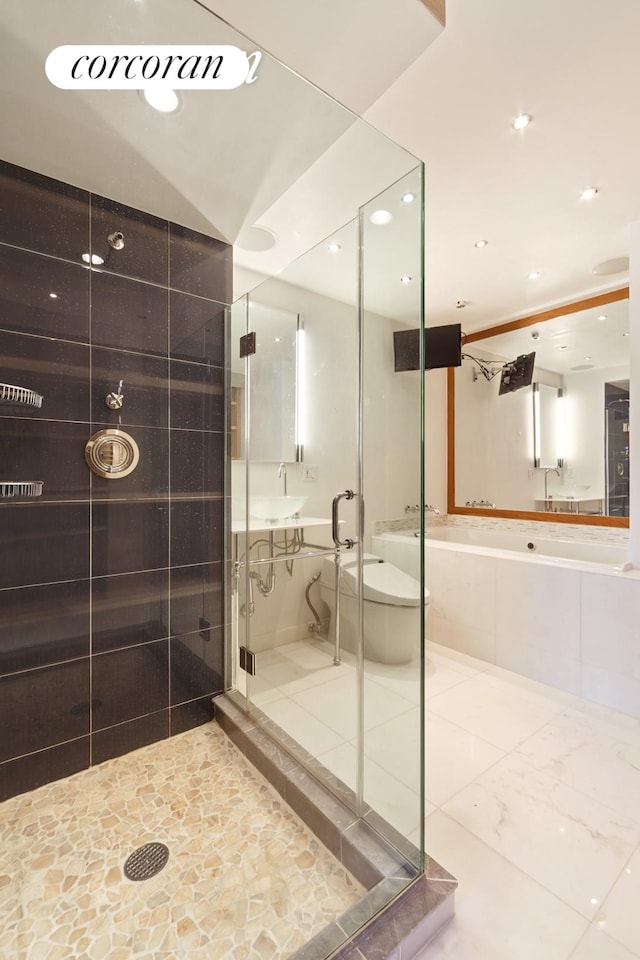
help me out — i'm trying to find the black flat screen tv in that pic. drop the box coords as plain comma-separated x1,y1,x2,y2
498,352,536,394
393,323,462,371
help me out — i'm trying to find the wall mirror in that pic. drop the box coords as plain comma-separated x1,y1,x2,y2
230,300,301,462
447,287,629,526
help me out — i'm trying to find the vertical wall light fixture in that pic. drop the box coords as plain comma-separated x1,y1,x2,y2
533,382,542,467
295,316,306,462
556,387,565,468
533,382,565,468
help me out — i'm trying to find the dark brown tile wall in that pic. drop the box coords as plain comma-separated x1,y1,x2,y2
0,159,232,802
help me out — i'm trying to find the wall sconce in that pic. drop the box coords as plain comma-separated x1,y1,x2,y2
533,383,564,469
295,318,306,462
556,387,565,468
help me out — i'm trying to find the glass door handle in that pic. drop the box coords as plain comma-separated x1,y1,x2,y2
332,490,357,549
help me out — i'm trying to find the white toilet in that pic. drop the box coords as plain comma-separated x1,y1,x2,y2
320,553,430,665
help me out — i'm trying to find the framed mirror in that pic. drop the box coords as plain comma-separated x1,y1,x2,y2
447,287,629,527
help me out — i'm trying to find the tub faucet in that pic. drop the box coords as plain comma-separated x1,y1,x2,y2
544,467,561,500
425,504,441,515
277,462,287,496
466,499,496,508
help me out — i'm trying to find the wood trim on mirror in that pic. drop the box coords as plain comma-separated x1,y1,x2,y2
447,287,630,528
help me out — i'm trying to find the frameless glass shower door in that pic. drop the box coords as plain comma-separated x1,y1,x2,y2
227,161,426,870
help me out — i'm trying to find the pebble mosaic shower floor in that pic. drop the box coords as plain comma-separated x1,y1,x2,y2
0,724,364,960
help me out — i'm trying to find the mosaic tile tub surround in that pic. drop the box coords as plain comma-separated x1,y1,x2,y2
0,724,364,960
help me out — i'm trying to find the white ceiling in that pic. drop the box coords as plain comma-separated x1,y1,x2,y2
364,0,640,330
1,0,638,331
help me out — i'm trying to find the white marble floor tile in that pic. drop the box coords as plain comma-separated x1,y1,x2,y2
317,741,434,839
290,674,415,741
424,657,473,701
363,710,424,795
442,753,640,919
598,845,640,956
426,672,565,751
484,662,579,708
262,697,346,756
415,811,588,960
568,925,639,960
516,708,640,828
427,642,492,677
423,712,505,807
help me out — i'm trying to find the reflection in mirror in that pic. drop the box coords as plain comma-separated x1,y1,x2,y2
230,300,300,462
450,289,629,523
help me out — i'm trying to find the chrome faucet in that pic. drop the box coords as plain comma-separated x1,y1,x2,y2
277,462,287,496
465,499,496,508
544,467,561,500
425,504,441,515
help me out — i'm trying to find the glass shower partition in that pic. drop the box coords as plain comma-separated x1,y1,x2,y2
227,159,426,901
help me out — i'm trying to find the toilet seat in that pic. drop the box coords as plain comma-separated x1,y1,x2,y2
321,554,429,607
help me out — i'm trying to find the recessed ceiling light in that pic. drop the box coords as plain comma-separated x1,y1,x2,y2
623,332,630,337
142,87,181,113
474,240,488,248
369,209,393,226
584,356,592,361
274,337,281,343
592,257,629,276
528,271,541,280
236,225,278,252
513,113,532,131
559,345,568,351
401,192,416,204
327,242,341,253
82,253,104,265
597,314,607,321
49,292,58,299
581,187,599,200
400,275,412,284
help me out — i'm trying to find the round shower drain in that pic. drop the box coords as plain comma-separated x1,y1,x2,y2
123,842,170,881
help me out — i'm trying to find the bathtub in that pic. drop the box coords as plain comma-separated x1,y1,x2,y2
373,526,631,575
372,525,639,717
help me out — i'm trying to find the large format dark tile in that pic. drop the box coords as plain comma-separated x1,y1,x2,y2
92,500,169,576
169,562,223,638
90,271,168,356
91,640,169,729
0,736,90,802
170,696,214,735
92,710,168,765
0,244,90,342
0,502,89,589
0,579,89,675
170,627,223,705
169,223,231,301
0,330,90,422
170,291,226,365
169,430,224,497
169,359,224,431
170,498,224,567
92,569,169,654
0,419,91,500
89,425,168,500
0,658,90,763
90,195,168,287
0,160,89,262
91,347,168,428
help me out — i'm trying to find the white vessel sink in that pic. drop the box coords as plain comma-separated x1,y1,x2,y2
249,495,307,521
